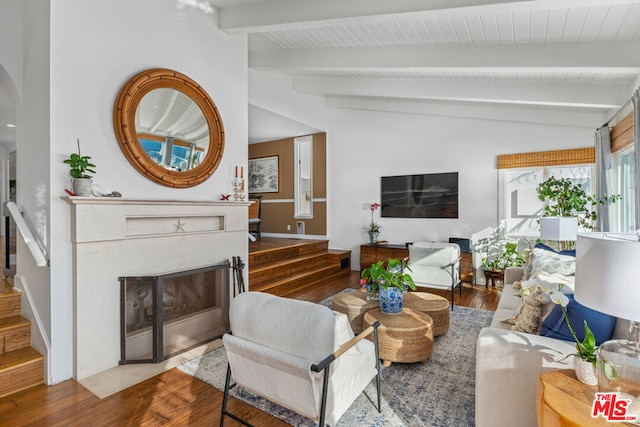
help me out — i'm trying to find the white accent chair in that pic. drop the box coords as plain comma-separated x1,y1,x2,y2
405,242,462,309
221,292,381,427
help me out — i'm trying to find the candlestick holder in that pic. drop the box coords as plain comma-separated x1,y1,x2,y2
232,178,245,201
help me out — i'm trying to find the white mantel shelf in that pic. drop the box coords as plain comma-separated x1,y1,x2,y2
62,196,250,206
66,196,249,380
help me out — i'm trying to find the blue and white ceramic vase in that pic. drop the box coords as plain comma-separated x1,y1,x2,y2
379,287,405,314
368,231,380,245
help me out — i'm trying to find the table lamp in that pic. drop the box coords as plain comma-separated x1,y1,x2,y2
574,232,640,414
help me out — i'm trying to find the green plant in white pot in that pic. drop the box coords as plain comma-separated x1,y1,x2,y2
536,176,620,232
64,140,96,196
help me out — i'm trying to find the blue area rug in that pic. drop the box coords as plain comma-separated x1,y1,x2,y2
178,291,493,426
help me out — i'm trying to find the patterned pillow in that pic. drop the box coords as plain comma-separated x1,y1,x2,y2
522,247,575,282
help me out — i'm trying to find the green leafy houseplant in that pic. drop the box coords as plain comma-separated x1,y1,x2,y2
64,140,96,179
481,241,527,272
536,176,620,231
360,258,417,292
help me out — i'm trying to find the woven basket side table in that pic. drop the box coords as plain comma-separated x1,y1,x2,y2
403,291,450,336
332,291,379,334
363,308,434,367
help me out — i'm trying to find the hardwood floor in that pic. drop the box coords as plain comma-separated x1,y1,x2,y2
0,267,500,426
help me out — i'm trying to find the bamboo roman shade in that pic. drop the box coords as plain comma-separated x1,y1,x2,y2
497,147,595,169
610,112,634,153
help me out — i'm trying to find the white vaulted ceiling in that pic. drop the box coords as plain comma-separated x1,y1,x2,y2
212,0,640,141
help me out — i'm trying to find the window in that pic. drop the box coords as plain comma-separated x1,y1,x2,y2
499,165,594,238
294,136,313,218
612,147,636,233
139,135,203,172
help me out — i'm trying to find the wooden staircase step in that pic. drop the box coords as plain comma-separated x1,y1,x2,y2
249,240,329,268
0,292,21,320
251,264,345,296
0,346,44,398
0,316,32,354
249,253,332,287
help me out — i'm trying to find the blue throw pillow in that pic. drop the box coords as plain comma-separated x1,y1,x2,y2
539,294,616,345
534,242,576,257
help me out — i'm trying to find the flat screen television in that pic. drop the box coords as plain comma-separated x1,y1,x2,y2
381,172,458,218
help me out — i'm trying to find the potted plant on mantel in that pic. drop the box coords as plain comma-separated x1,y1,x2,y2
536,177,620,249
361,258,416,314
64,139,96,196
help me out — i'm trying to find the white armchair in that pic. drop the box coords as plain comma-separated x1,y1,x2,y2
405,242,462,309
221,292,381,427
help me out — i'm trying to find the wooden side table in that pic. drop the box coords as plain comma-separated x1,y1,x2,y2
483,269,504,288
537,369,635,427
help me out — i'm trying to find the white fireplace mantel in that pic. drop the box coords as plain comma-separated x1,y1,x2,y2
64,197,249,379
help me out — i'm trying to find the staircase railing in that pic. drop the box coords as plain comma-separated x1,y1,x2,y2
4,201,48,267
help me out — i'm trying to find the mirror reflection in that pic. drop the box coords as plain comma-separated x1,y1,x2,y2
135,88,209,172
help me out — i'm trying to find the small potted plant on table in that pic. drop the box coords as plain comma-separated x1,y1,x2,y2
361,258,416,314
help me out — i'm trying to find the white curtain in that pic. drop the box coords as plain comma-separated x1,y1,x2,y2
595,126,612,231
633,88,640,230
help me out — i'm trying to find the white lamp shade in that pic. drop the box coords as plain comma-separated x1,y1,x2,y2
574,232,640,322
539,217,578,241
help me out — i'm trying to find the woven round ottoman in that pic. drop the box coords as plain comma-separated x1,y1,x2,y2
403,292,450,336
332,291,379,334
363,308,433,367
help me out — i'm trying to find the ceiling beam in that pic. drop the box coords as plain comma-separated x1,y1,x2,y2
219,0,640,33
292,76,629,109
325,95,609,128
250,40,640,70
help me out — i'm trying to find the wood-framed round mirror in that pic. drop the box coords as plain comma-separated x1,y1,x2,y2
113,68,224,188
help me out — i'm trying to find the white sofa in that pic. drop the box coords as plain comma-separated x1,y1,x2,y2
475,267,630,427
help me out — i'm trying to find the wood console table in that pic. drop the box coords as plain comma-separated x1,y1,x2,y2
360,244,409,270
359,244,473,284
537,369,635,427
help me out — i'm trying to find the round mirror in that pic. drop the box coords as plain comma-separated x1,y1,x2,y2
113,68,224,188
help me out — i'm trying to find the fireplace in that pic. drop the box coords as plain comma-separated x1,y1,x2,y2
66,198,248,379
119,262,230,364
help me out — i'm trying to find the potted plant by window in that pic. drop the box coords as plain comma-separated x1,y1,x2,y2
64,140,96,196
536,177,620,248
361,258,416,313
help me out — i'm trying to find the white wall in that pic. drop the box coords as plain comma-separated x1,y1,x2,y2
17,0,53,382
3,0,248,383
326,107,596,269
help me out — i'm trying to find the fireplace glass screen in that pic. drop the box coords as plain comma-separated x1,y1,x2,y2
120,262,229,364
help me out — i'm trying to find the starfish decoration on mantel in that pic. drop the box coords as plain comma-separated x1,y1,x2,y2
174,219,187,233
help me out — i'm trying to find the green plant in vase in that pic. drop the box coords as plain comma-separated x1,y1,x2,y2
536,176,620,231
361,258,416,302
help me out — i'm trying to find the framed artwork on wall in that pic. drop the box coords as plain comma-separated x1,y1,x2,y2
249,156,279,193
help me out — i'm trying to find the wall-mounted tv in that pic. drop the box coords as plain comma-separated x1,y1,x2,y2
381,172,458,218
